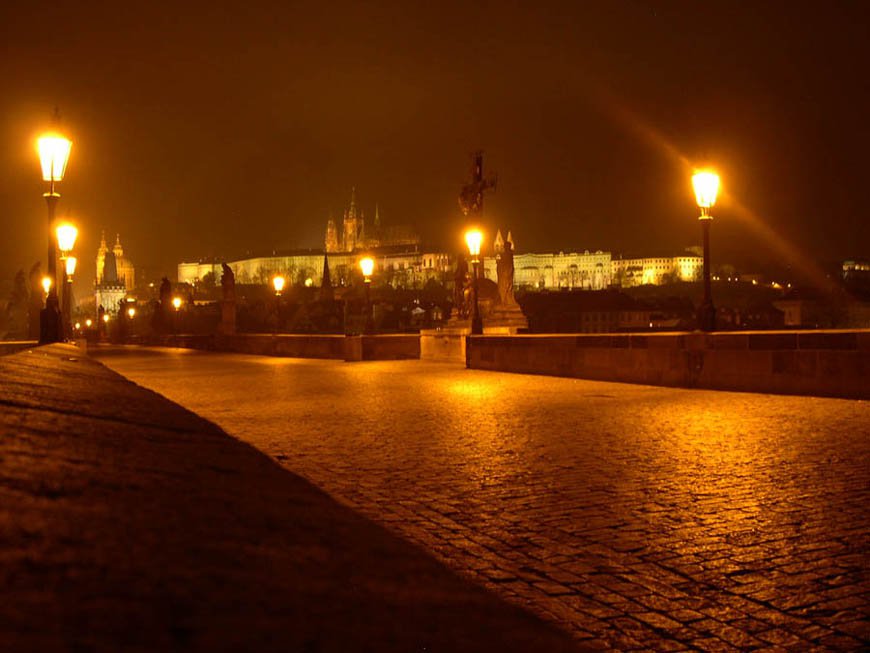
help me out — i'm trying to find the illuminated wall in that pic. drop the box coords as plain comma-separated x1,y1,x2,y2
178,249,451,289
611,256,702,287
483,250,612,290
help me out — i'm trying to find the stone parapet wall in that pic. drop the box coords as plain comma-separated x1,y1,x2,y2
467,330,870,399
0,341,37,356
151,333,419,362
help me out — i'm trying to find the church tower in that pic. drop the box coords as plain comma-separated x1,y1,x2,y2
325,215,340,253
494,229,504,253
342,187,365,251
96,231,108,283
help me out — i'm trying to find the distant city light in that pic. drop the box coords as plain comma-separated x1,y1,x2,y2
85,318,93,328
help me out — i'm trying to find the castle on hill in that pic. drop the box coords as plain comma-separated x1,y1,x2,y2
324,188,419,253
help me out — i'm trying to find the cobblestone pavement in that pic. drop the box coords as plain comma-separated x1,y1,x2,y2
95,347,870,651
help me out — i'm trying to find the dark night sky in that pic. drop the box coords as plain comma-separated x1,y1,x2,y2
1,1,868,290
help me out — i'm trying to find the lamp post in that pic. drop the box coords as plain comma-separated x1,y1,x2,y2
692,170,720,332
359,257,374,334
172,296,182,335
37,133,72,343
64,255,77,339
57,223,78,339
464,229,483,335
271,275,285,334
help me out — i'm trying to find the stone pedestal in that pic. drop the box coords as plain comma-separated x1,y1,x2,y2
420,327,469,362
485,303,528,334
219,299,236,335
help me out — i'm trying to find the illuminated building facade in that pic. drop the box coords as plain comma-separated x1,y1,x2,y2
179,248,451,289
611,255,703,287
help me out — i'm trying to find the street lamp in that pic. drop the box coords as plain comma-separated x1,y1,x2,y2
127,306,136,319
692,170,720,332
56,223,78,254
37,132,72,343
272,275,285,296
271,275,285,334
171,296,182,335
65,256,78,339
41,275,52,296
359,257,374,334
56,223,78,339
464,229,483,335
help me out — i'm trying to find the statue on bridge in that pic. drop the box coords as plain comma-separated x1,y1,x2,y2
488,232,527,332
219,263,236,335
220,263,235,301
497,240,517,307
452,255,469,319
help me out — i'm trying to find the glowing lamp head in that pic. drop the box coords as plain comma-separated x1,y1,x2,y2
37,133,72,182
41,276,52,295
103,313,110,323
127,307,136,318
65,256,77,276
272,275,286,294
55,223,78,253
172,296,182,310
74,322,81,330
692,171,720,210
359,257,374,279
465,229,483,258
85,318,93,327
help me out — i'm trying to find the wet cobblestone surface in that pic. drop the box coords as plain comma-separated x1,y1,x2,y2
96,347,870,651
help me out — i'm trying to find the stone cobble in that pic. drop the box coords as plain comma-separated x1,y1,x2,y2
96,347,870,651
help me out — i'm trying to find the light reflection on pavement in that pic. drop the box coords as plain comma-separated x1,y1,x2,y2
94,346,870,651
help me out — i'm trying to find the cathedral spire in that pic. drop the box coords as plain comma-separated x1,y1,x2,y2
374,203,381,229
506,230,514,249
494,229,504,253
319,255,334,302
